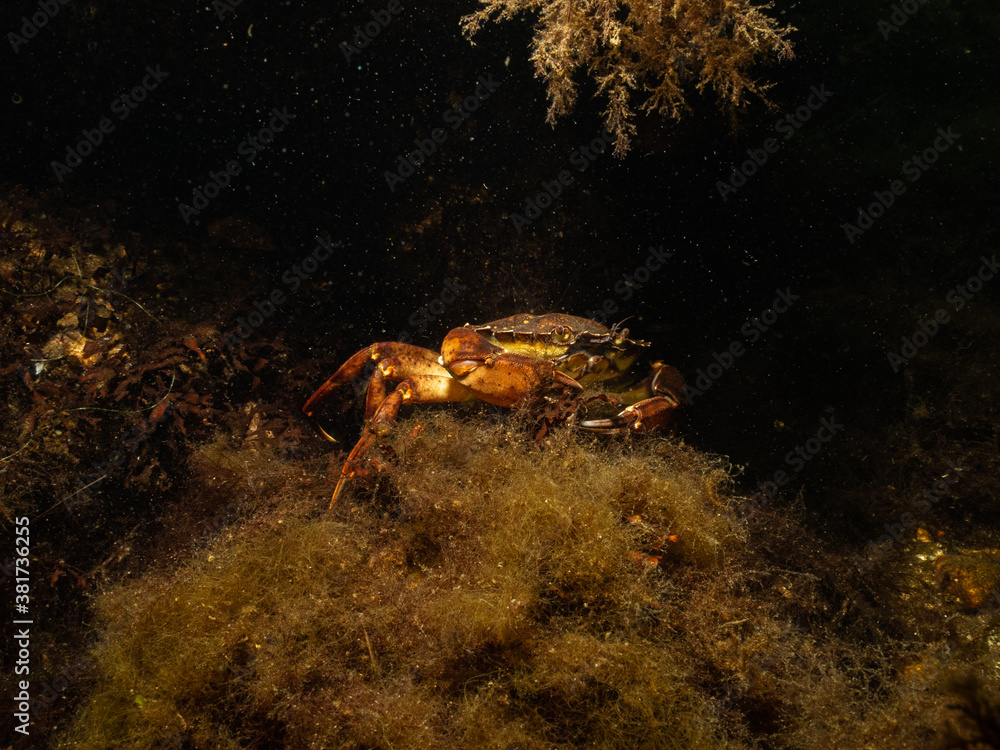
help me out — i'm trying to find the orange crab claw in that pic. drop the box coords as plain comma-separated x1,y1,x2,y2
441,327,580,407
579,363,685,434
579,395,682,434
303,342,439,416
327,371,475,507
330,382,412,507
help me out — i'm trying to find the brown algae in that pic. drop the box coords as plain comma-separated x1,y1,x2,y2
57,411,988,748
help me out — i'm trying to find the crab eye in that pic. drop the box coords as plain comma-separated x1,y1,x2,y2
551,327,573,344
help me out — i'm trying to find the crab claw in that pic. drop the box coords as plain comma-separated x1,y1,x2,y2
579,363,685,434
330,381,412,507
442,327,579,407
579,395,681,434
303,342,439,416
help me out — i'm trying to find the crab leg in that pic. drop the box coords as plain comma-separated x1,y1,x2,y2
365,354,459,418
329,370,476,507
303,342,439,416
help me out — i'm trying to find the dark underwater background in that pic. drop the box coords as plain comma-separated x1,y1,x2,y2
1,0,999,747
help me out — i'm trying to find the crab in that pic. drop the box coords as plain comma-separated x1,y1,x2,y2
304,313,685,507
